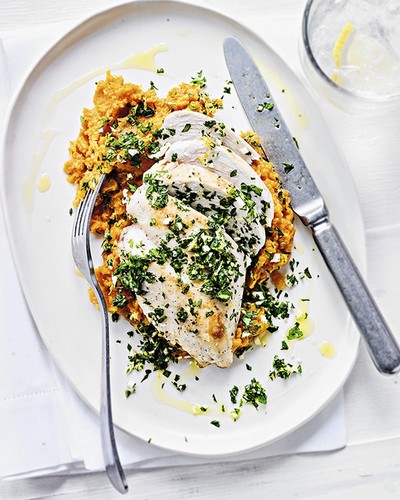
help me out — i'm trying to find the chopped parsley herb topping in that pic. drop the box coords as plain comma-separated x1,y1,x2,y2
223,80,232,94
149,81,158,91
144,174,169,208
301,267,312,279
127,100,156,121
287,322,304,340
113,294,128,308
257,101,274,112
70,73,308,410
230,408,241,421
125,383,137,398
191,70,207,89
283,162,294,173
184,227,241,302
125,322,177,373
114,253,155,296
229,385,239,404
281,340,289,350
188,298,202,317
242,378,267,409
148,307,167,324
238,283,291,344
171,374,186,392
269,355,302,380
177,307,188,323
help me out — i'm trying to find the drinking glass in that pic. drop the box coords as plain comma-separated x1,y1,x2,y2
300,0,400,113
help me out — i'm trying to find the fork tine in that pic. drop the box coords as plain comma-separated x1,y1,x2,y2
73,177,103,237
73,192,89,238
79,188,96,236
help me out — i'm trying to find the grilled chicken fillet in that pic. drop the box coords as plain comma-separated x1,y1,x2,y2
118,186,246,367
117,110,275,368
144,162,266,263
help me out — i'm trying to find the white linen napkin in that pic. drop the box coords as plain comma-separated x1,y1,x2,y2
0,25,347,480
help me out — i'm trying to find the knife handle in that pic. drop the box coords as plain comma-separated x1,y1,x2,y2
312,220,400,374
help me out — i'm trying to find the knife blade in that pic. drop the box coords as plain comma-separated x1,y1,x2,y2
224,36,400,375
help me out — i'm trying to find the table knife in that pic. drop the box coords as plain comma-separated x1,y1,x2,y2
223,36,400,375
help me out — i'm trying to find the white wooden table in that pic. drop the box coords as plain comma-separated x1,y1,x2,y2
1,0,400,498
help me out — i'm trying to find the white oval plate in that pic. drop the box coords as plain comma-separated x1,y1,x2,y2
1,1,363,456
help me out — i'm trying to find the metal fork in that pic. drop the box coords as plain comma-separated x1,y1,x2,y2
71,174,128,494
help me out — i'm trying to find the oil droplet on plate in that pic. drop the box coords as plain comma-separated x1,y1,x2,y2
152,371,205,414
287,299,314,342
254,329,272,348
319,341,336,359
116,43,168,72
181,360,201,379
37,173,51,192
152,371,228,417
24,128,58,210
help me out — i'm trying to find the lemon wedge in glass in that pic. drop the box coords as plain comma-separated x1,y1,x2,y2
333,21,355,68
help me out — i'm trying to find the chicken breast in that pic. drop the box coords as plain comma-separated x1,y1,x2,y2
157,137,274,228
143,162,266,263
159,109,260,164
116,110,277,368
118,187,246,367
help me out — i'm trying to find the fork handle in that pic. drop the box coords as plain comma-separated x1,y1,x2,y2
94,285,129,494
312,220,400,375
